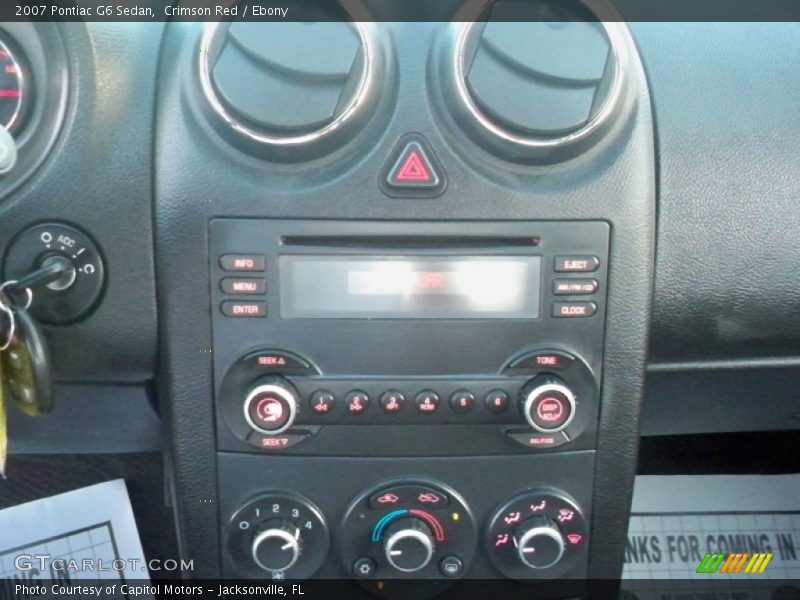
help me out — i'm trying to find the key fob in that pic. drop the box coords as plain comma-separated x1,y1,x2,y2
1,307,53,415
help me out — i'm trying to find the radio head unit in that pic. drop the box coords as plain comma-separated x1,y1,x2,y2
209,219,609,457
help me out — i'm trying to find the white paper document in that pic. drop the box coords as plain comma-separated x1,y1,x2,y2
0,479,151,597
623,474,800,599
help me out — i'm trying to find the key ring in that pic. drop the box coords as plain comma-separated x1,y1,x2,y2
0,294,14,351
0,280,33,311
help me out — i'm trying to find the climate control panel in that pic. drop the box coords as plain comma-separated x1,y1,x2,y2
223,481,589,588
338,480,477,584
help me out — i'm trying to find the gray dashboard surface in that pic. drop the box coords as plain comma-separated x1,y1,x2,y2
632,22,800,364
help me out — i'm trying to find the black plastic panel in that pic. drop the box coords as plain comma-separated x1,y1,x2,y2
0,23,161,383
156,20,655,583
8,383,162,454
217,452,595,580
211,219,608,457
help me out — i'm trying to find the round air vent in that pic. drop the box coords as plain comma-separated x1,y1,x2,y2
199,4,382,160
442,0,635,163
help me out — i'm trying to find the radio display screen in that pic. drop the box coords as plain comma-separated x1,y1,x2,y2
279,255,541,319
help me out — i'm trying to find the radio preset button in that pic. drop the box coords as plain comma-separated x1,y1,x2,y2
220,254,266,272
553,278,598,295
450,390,475,413
415,390,440,414
346,390,371,414
221,300,267,317
552,302,596,318
310,390,335,415
554,256,599,273
220,277,266,294
380,390,406,413
485,389,510,414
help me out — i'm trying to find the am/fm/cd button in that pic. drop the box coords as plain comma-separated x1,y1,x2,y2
553,279,598,295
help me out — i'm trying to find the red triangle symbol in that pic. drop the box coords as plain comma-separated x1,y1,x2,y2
396,151,431,182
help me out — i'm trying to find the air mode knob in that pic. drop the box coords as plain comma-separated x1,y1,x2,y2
251,519,303,573
383,518,436,573
514,516,565,570
520,375,576,433
243,376,299,435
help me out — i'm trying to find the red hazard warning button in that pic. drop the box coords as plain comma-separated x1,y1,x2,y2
382,134,446,196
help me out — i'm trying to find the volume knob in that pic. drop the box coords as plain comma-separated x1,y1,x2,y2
520,376,576,433
251,519,302,574
243,377,299,435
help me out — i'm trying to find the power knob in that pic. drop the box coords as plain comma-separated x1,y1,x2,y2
520,376,576,433
243,377,299,435
251,519,302,574
514,516,565,570
383,518,436,573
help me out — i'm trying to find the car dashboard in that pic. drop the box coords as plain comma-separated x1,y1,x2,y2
0,4,798,598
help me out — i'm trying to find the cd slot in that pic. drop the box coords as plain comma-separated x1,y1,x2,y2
280,235,540,249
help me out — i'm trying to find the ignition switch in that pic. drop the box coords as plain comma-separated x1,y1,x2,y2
3,222,105,324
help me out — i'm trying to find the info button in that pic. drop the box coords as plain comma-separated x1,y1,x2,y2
219,254,266,272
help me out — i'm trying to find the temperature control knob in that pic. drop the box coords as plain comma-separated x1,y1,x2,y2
520,375,576,433
243,377,299,435
383,518,436,573
514,516,565,570
251,519,302,573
